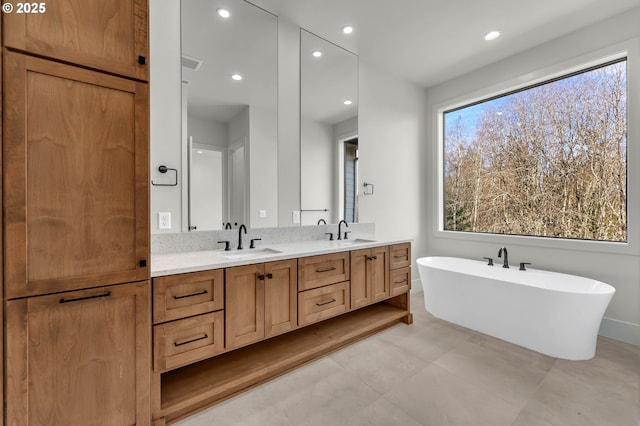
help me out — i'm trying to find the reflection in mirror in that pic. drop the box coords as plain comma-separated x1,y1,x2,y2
181,0,278,231
300,29,358,226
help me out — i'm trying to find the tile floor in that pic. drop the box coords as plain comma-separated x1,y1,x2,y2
176,293,640,426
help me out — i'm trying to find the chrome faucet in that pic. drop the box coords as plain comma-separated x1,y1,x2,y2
337,220,349,240
498,247,509,268
237,224,247,249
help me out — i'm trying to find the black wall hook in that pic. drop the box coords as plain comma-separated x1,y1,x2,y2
151,165,178,186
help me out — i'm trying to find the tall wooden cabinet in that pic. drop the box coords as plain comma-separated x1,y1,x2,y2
6,282,150,426
2,2,150,425
3,52,149,298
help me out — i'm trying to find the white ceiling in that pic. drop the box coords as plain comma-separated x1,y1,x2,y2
251,0,640,88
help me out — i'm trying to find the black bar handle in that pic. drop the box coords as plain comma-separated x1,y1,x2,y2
60,291,111,304
316,266,336,273
174,334,208,347
173,289,208,300
257,274,265,281
316,298,336,307
267,273,273,279
367,255,378,261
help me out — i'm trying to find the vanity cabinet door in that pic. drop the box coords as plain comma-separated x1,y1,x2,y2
371,246,390,302
350,246,390,307
3,0,148,80
3,52,149,299
350,249,373,309
264,259,297,338
5,281,151,426
225,264,265,349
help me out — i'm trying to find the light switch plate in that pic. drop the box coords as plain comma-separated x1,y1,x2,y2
259,209,267,218
158,212,172,230
292,210,301,224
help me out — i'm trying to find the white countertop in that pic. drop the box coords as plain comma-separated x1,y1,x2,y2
151,238,411,277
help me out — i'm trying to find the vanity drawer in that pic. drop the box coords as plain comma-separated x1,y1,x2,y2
390,267,411,297
153,311,224,372
298,252,350,291
389,243,411,270
153,269,224,324
298,282,350,326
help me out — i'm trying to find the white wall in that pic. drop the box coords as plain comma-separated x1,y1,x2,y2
249,106,279,227
149,0,182,233
424,9,640,345
358,60,427,265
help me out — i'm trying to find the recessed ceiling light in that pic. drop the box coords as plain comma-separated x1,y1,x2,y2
484,31,500,41
344,100,353,105
217,8,230,18
496,111,503,116
197,150,204,154
231,74,242,81
342,25,354,34
312,50,322,58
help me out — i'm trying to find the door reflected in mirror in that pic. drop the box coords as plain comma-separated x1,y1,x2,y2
300,29,359,226
181,0,278,231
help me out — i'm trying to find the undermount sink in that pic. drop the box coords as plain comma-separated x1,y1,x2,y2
223,248,282,260
333,238,377,245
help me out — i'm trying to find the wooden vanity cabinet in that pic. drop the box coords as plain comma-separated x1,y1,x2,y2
3,0,149,81
5,281,151,426
3,52,150,299
351,246,390,308
389,243,412,297
226,259,297,350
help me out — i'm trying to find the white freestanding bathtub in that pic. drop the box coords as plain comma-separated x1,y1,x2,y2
416,256,615,360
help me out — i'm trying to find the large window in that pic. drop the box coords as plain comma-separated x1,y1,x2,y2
443,59,627,242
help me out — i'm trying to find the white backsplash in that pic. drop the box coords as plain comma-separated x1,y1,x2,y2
151,223,376,255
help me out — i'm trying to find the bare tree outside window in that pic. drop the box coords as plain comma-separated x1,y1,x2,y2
443,59,627,242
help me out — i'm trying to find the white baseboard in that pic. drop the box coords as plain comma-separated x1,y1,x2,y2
598,317,640,347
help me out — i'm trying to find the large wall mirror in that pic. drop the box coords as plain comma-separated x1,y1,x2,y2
300,29,359,226
181,0,278,231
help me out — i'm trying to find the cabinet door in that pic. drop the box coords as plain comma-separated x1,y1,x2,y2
350,249,372,309
3,0,148,80
4,52,149,298
226,264,265,349
264,259,297,338
6,281,151,426
371,246,390,302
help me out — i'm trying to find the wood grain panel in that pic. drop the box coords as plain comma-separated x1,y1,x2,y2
371,246,390,302
298,252,350,291
298,281,350,326
390,243,411,270
225,264,265,349
153,269,224,324
154,311,224,373
6,281,150,426
3,0,148,80
350,249,371,309
390,267,411,297
264,259,297,338
3,52,149,298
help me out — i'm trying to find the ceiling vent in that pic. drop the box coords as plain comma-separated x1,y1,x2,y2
181,55,203,71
